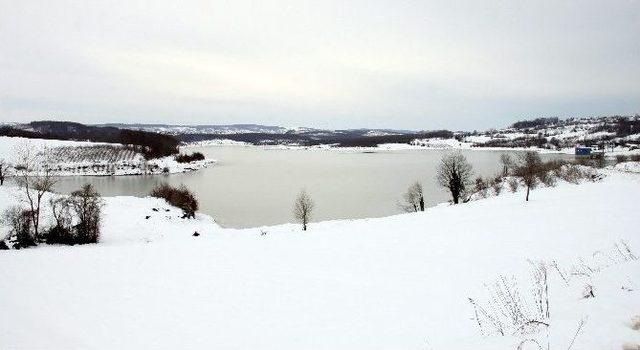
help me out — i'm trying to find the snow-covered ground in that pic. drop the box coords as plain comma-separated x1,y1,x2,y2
0,165,639,349
0,136,215,176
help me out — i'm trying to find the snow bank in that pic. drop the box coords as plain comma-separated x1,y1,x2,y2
0,170,639,349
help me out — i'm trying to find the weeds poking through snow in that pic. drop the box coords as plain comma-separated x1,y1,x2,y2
516,338,544,350
550,260,569,286
470,241,636,347
630,315,640,331
581,285,595,299
566,317,588,350
529,261,550,320
549,240,638,284
469,265,551,337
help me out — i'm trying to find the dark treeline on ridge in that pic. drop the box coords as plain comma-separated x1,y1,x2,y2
0,121,179,159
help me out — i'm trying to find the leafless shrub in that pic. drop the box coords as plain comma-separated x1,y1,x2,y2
47,197,74,244
151,183,199,219
631,315,640,331
616,154,629,163
508,177,520,192
491,175,504,195
436,152,473,204
46,185,103,245
575,156,591,167
69,184,103,244
477,176,490,198
559,164,582,184
630,154,640,162
400,181,424,212
293,189,314,231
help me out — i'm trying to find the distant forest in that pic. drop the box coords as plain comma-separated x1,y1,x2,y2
179,130,454,147
0,121,179,158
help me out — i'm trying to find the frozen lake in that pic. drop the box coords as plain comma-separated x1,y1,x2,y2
52,147,571,228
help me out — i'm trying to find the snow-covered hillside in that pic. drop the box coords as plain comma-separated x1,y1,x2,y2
463,116,640,151
0,137,215,176
0,167,638,349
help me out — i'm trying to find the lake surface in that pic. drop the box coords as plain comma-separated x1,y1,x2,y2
52,147,571,228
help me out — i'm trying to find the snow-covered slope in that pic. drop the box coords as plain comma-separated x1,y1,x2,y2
0,136,215,176
0,170,639,349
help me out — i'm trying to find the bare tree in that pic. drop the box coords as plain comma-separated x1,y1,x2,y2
293,189,314,231
400,181,425,212
0,159,7,185
14,144,57,239
500,154,513,177
436,152,473,204
512,151,546,201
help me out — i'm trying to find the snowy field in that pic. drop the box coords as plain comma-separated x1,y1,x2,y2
0,137,215,176
0,165,639,349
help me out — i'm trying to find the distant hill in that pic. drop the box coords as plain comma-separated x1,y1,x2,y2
3,116,639,150
101,123,442,147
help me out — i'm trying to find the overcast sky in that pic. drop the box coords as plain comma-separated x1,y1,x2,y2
1,0,638,130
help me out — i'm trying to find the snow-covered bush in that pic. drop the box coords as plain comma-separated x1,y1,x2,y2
1,206,35,249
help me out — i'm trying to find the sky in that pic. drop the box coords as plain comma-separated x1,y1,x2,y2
0,0,639,131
